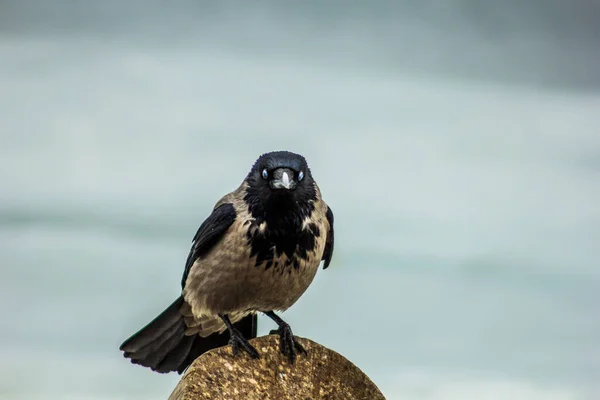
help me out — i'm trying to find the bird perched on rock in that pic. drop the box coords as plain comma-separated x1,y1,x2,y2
119,150,335,374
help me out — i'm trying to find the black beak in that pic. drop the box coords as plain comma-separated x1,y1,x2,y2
269,168,297,190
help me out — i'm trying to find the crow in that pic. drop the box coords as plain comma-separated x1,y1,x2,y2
119,150,335,374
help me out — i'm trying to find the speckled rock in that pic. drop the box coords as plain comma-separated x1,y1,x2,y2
168,335,386,400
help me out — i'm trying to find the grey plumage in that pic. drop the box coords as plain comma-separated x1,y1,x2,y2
119,150,334,373
182,182,330,337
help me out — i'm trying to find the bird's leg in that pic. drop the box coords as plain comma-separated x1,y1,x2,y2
264,311,306,364
219,314,260,359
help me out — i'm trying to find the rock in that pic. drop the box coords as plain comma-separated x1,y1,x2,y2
168,334,386,400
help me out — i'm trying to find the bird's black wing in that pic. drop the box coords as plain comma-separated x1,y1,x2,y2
120,201,259,375
322,205,335,269
181,203,237,288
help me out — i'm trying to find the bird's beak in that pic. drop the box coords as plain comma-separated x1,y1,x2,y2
269,168,297,190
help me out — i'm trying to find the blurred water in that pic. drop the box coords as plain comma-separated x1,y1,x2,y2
1,3,600,400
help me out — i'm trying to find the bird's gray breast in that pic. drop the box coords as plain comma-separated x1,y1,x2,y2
183,205,327,318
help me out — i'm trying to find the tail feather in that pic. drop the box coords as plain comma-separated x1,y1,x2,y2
119,296,258,374
125,313,184,361
120,297,185,353
136,322,186,368
154,334,196,373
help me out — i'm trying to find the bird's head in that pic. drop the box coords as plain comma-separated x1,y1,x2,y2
245,151,317,209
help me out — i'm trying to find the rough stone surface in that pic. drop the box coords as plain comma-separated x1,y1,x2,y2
168,335,386,400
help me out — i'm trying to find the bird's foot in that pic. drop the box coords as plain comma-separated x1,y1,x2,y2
228,328,260,359
276,324,306,364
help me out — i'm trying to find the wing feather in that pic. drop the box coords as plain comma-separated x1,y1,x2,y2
181,203,237,288
322,205,335,269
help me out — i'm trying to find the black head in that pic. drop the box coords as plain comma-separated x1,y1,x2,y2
244,151,317,216
247,150,313,192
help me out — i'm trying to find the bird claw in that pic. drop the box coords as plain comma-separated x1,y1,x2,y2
228,328,260,359
277,324,306,364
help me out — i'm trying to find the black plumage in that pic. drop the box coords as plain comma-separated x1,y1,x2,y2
181,203,237,287
119,150,334,373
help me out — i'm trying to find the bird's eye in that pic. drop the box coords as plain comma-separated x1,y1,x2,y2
298,171,304,181
261,169,268,179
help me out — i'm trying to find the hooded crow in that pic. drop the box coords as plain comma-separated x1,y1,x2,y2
119,150,334,373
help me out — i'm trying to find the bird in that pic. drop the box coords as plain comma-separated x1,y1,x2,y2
119,150,335,374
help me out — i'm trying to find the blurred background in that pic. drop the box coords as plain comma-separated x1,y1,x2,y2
1,1,599,399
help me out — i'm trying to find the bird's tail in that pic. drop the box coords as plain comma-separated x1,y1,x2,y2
119,296,257,374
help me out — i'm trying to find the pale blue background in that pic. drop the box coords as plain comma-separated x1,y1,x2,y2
1,2,599,399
